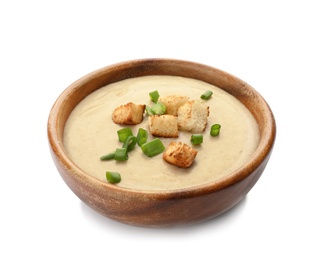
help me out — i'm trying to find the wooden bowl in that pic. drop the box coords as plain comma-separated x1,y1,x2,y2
47,58,276,227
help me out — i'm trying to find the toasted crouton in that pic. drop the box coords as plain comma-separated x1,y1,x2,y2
112,102,146,125
177,100,209,132
149,115,179,138
163,142,198,168
158,95,189,116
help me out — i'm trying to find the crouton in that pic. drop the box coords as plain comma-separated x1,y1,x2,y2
112,102,146,125
177,100,209,132
149,115,179,138
158,95,189,116
163,142,198,168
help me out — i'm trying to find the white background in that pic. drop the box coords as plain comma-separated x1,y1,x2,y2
1,0,320,259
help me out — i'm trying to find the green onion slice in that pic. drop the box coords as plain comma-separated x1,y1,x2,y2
151,102,166,115
141,138,165,157
149,90,160,103
191,134,203,145
122,135,137,152
117,127,133,143
201,90,213,100
137,128,148,147
106,171,121,183
114,148,128,161
210,124,221,136
145,105,155,116
100,152,115,161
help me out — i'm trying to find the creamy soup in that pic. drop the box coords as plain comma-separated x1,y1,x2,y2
64,76,260,191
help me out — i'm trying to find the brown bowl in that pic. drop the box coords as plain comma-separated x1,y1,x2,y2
47,58,276,227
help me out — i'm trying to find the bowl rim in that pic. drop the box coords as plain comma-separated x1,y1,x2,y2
48,58,276,199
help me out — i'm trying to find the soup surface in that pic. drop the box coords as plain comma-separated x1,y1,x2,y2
64,75,260,191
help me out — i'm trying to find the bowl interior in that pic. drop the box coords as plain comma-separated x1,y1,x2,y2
48,58,276,193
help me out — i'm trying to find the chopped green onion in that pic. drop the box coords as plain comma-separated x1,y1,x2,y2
122,135,137,152
114,147,128,161
210,124,221,136
100,152,115,161
145,105,155,116
191,134,203,145
151,102,166,115
106,171,121,183
117,127,133,143
141,138,165,157
149,90,160,103
201,90,213,100
137,128,148,147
